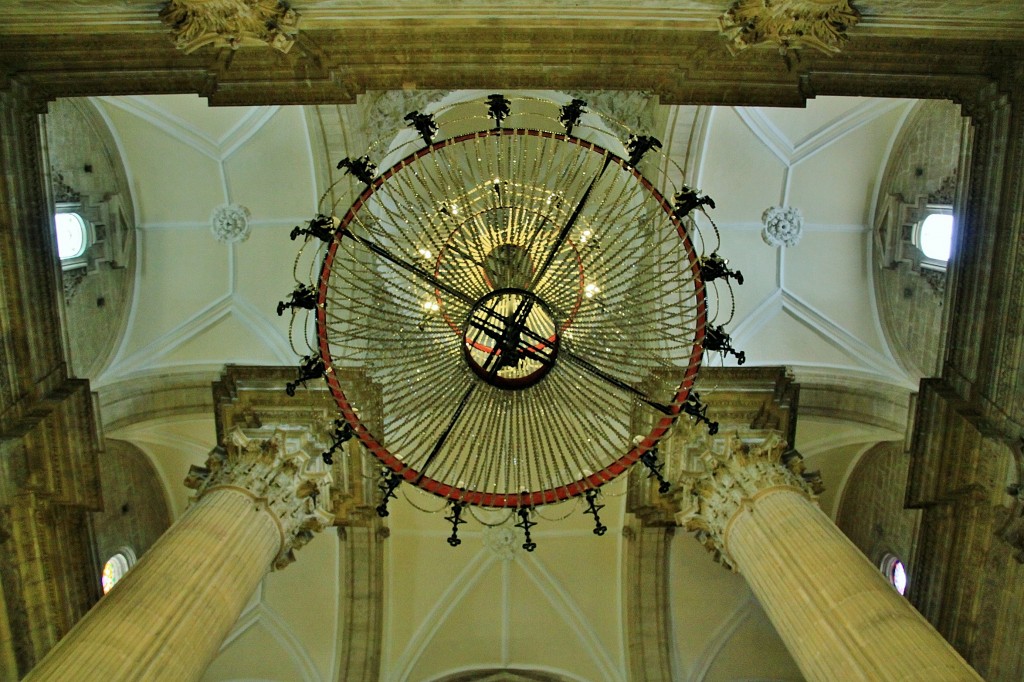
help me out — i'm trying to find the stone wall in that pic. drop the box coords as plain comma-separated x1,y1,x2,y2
872,100,966,379
835,441,920,575
44,98,135,381
91,439,172,575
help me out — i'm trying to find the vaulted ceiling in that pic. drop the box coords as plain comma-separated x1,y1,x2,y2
62,89,920,681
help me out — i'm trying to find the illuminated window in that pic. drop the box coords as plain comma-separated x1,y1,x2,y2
913,207,953,266
101,550,134,595
881,554,908,596
55,211,88,260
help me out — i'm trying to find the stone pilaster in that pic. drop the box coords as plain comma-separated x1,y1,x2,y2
23,426,333,682
0,84,104,680
678,433,982,682
623,520,675,682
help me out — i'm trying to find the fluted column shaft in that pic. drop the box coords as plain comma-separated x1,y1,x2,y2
24,427,333,682
24,488,280,681
728,486,980,681
681,434,981,682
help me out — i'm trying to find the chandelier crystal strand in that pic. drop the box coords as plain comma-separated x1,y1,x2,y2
284,95,740,541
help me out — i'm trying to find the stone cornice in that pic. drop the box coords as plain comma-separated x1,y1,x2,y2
0,28,1021,108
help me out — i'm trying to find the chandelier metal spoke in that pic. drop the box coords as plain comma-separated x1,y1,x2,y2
282,95,743,522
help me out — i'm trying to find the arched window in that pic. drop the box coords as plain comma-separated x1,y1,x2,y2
101,548,136,595
881,554,908,596
54,208,92,269
913,206,953,268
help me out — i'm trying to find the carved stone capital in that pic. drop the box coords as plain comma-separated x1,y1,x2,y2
719,0,860,56
160,0,299,54
676,432,823,570
185,427,334,569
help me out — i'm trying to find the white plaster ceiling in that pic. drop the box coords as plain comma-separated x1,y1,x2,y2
91,91,918,681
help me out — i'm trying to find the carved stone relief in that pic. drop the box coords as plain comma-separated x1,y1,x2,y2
718,0,861,55
185,427,334,569
159,0,299,54
676,432,823,571
482,525,518,561
210,203,252,243
761,205,804,247
566,89,660,136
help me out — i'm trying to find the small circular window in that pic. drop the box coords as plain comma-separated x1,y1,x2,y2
881,554,908,595
55,212,88,260
914,211,953,263
101,549,135,594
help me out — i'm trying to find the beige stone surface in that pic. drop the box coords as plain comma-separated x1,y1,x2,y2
23,488,281,681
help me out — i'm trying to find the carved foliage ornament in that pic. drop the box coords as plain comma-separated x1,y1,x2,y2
761,205,804,247
677,432,823,571
211,203,251,243
160,0,299,54
719,0,861,56
185,427,334,569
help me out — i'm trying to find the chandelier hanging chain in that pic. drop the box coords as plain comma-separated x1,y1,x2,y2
529,154,613,291
559,349,676,416
341,228,477,307
415,383,477,484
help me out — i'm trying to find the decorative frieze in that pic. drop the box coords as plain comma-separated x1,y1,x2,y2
719,0,861,56
185,427,333,569
160,0,299,54
676,432,822,570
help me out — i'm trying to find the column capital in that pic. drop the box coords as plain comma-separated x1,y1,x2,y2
676,432,823,570
185,426,334,569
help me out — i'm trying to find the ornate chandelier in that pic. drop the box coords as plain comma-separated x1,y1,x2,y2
279,94,744,549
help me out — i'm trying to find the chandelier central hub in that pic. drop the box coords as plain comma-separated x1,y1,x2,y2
462,288,558,390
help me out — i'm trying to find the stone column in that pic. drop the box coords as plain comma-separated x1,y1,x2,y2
679,433,982,682
23,427,333,682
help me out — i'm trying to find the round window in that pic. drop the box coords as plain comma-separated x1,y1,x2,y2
101,551,134,594
881,554,908,595
55,212,88,260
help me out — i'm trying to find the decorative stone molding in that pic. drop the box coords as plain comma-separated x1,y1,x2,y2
211,365,383,527
761,205,804,247
628,367,800,526
185,427,334,569
362,89,445,153
719,0,861,56
676,432,823,570
482,525,518,561
51,170,80,204
62,269,87,301
567,89,659,136
159,0,299,54
210,203,251,243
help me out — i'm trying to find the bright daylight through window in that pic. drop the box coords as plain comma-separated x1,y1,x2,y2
101,552,131,595
882,554,908,596
54,212,88,260
917,212,953,263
